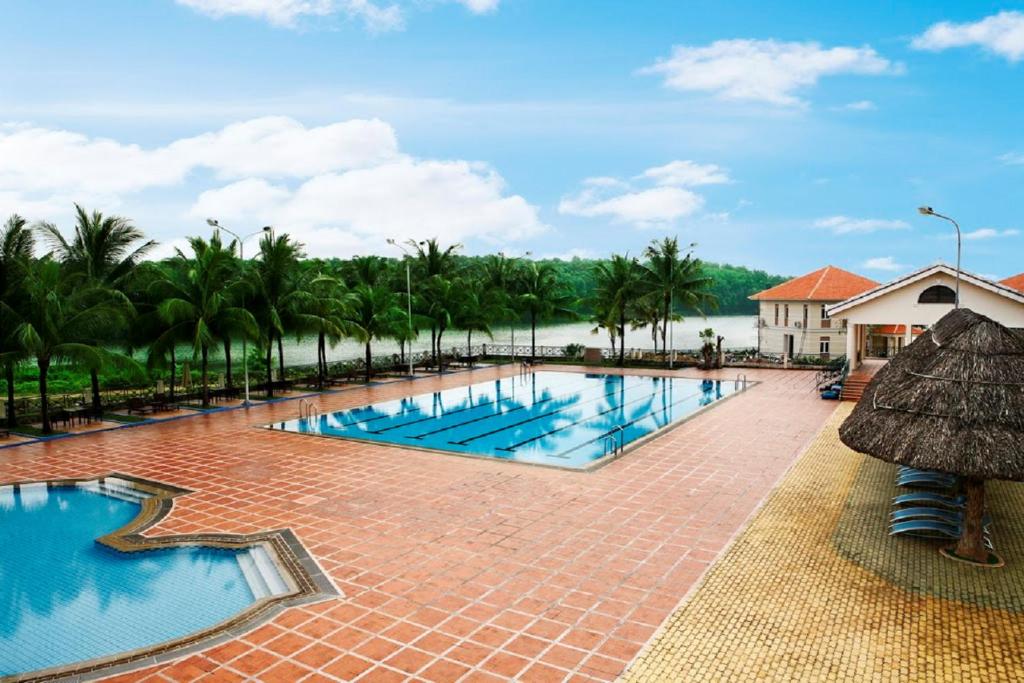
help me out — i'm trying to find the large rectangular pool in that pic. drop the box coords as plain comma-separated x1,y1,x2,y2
270,371,737,470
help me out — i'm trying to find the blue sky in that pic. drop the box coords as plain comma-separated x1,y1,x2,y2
2,1,1023,279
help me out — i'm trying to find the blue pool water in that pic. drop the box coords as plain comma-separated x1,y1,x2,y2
273,371,734,469
0,480,280,677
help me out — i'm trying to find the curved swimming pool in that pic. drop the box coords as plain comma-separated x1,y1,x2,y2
0,478,288,678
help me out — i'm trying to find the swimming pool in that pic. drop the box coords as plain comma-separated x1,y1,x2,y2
0,477,291,678
271,371,738,469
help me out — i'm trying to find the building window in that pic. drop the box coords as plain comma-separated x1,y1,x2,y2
918,285,957,304
784,304,789,327
774,304,779,326
803,305,808,328
819,337,830,354
820,304,828,320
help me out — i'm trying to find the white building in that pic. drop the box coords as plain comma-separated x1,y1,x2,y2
749,265,879,360
828,264,1024,370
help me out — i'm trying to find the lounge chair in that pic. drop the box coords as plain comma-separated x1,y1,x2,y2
889,519,993,547
896,473,959,490
127,397,154,415
151,393,170,412
890,507,991,527
892,492,966,509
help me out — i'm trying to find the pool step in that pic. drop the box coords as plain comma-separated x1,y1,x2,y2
76,477,153,504
237,545,289,599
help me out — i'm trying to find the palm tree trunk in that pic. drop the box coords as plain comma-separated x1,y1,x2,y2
39,357,51,434
277,334,285,383
201,344,210,408
364,341,372,383
5,362,16,428
399,338,406,365
431,327,437,368
265,343,274,399
954,478,989,562
618,309,626,367
318,331,326,389
662,294,670,357
90,368,102,413
223,337,233,388
169,347,176,404
437,329,445,373
531,311,537,360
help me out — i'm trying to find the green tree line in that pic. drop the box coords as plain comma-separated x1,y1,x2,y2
1,207,783,433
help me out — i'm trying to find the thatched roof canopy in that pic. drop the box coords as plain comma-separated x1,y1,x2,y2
840,308,1024,480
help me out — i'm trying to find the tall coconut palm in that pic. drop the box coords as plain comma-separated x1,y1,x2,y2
291,273,355,389
38,205,154,412
592,255,644,366
153,234,256,408
252,233,304,395
641,237,715,355
0,215,35,427
11,259,134,433
517,261,576,360
482,253,523,355
455,274,505,356
347,284,404,382
408,239,462,367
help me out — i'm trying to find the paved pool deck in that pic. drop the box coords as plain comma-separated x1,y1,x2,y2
624,403,1024,682
0,365,836,682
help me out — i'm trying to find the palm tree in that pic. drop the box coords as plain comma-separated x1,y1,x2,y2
153,234,256,408
516,261,576,360
641,237,715,356
0,215,35,428
291,273,354,389
347,284,404,382
592,255,644,366
408,239,462,367
482,253,523,356
38,205,154,413
11,259,132,433
252,233,304,395
455,274,505,358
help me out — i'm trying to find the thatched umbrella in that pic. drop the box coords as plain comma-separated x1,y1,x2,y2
840,308,1024,566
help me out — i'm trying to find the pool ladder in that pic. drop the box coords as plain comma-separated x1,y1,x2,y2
603,425,626,457
298,399,320,421
734,373,749,392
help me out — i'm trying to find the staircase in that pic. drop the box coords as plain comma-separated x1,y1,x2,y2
841,371,872,402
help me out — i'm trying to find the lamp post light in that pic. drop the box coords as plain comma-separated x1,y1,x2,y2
917,206,962,309
387,238,420,376
206,218,271,406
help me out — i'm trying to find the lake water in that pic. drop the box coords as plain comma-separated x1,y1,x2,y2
195,316,758,370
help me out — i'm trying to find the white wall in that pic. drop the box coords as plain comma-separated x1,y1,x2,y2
835,271,1024,328
757,300,848,357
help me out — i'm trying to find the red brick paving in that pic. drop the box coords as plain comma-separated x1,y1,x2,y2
1,365,834,681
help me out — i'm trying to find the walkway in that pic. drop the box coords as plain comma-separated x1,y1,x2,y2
623,403,1024,681
0,365,834,682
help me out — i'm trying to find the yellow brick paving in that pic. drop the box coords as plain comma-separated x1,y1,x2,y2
622,403,1024,682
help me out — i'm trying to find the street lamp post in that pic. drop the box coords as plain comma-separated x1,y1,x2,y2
387,239,418,376
917,206,962,308
207,219,271,406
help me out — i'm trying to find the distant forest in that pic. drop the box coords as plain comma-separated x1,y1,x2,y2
308,255,788,318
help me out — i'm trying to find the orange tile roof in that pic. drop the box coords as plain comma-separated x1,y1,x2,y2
1001,273,1024,292
749,265,879,302
872,324,925,336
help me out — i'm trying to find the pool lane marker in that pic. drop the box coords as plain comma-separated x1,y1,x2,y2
495,382,708,453
449,376,680,447
369,373,597,436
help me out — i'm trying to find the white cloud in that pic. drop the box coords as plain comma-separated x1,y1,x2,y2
814,215,910,234
836,99,876,111
0,117,397,196
560,186,704,227
175,0,498,31
640,39,900,106
640,160,730,187
863,256,905,272
960,228,1020,241
560,160,726,228
912,11,1024,62
0,117,542,257
999,152,1024,165
189,159,544,252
